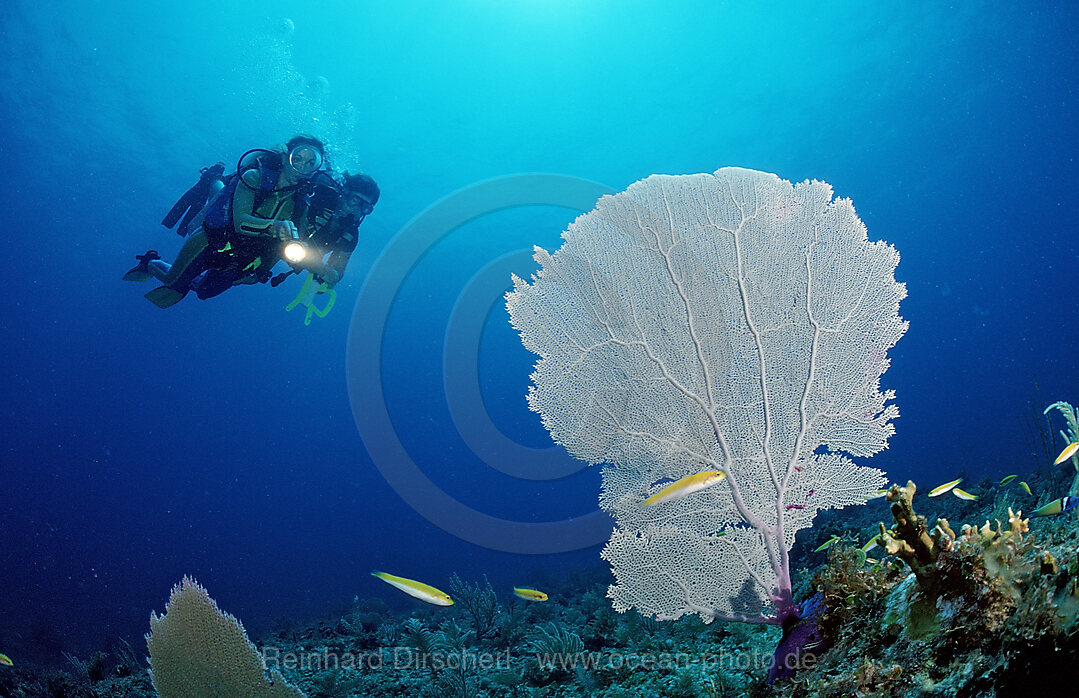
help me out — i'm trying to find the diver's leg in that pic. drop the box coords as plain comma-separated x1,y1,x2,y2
122,250,161,282
159,230,209,285
148,259,172,282
143,252,209,309
143,236,214,307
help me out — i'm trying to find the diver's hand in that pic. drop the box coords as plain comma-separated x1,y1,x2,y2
271,220,298,241
315,268,340,288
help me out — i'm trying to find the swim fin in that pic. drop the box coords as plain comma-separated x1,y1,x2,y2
144,285,187,308
123,250,160,282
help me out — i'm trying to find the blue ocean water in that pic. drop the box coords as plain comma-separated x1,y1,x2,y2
1,0,1077,661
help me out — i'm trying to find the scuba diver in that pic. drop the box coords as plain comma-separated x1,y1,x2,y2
267,170,380,290
124,135,329,308
252,169,380,325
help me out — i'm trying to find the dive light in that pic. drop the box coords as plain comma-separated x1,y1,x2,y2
283,240,307,263
282,226,308,263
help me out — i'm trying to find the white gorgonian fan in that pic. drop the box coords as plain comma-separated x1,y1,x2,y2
506,167,906,625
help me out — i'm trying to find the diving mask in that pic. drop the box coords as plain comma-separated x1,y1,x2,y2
288,145,323,176
345,191,375,216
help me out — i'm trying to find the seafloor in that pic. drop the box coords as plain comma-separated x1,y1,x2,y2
2,459,1078,697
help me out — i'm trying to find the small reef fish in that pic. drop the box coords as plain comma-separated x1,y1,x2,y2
371,571,454,606
1000,475,1017,485
928,478,962,497
865,489,889,500
641,470,726,506
1053,442,1079,465
1020,481,1033,496
1033,496,1079,517
860,534,881,553
512,587,549,602
952,488,979,501
0,653,11,667
813,535,840,553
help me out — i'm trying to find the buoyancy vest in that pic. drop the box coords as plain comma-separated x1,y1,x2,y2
202,149,286,249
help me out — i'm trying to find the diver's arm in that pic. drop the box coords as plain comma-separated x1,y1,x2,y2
313,222,358,287
291,255,336,287
321,249,352,287
289,248,347,288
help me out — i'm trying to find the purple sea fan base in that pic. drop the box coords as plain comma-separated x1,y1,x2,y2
767,592,829,684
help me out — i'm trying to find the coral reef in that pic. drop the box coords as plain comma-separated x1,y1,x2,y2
758,481,1079,696
5,487,1077,698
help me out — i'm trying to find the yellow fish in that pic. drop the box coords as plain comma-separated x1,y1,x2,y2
928,478,962,497
512,587,548,602
371,571,454,606
952,488,978,501
860,534,881,553
1053,441,1079,465
641,471,726,506
999,475,1017,485
1020,481,1033,495
865,489,889,500
813,535,840,553
0,653,11,667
